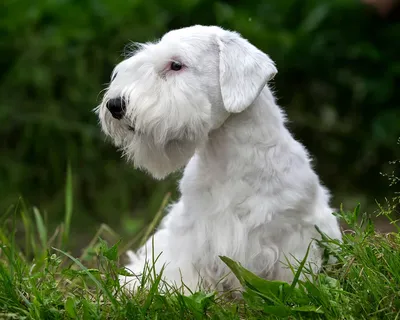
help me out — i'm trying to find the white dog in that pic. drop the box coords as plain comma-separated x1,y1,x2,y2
96,25,342,294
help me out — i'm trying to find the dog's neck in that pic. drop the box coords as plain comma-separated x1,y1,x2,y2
198,87,291,169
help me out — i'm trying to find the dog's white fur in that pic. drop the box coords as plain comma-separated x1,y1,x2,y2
96,25,342,294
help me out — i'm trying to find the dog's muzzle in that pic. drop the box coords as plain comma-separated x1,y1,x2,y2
106,97,126,120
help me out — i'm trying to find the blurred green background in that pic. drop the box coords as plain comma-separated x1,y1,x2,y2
1,0,399,251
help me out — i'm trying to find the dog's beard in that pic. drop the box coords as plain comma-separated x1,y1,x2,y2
123,136,197,179
100,113,207,179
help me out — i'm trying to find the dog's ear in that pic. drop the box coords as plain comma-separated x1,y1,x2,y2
216,30,277,113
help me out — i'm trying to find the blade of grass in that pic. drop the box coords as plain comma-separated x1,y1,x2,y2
62,163,73,249
0,203,15,225
33,207,47,251
53,247,119,308
140,193,170,247
291,242,312,287
19,199,34,258
79,223,120,261
9,205,18,278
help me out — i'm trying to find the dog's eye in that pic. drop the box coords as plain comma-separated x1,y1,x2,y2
170,61,182,71
111,72,118,81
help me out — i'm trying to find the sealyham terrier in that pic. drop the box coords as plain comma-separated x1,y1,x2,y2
96,25,342,294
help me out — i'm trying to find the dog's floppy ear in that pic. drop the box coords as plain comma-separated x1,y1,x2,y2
216,30,277,113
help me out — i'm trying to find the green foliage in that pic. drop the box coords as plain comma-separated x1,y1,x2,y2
1,0,399,249
1,189,400,319
220,255,326,318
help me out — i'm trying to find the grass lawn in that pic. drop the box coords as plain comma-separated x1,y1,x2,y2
0,169,399,319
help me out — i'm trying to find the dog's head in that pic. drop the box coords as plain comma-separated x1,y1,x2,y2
96,25,277,179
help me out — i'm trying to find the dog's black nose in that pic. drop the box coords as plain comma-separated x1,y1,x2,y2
106,97,126,120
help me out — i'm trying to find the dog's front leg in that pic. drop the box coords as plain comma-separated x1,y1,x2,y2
120,203,203,294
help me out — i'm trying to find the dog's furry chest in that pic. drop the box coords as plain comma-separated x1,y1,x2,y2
169,169,312,260
179,150,318,223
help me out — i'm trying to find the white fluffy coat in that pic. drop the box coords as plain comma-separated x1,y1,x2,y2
96,25,342,294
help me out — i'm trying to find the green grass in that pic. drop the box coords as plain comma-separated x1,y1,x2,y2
0,179,399,319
